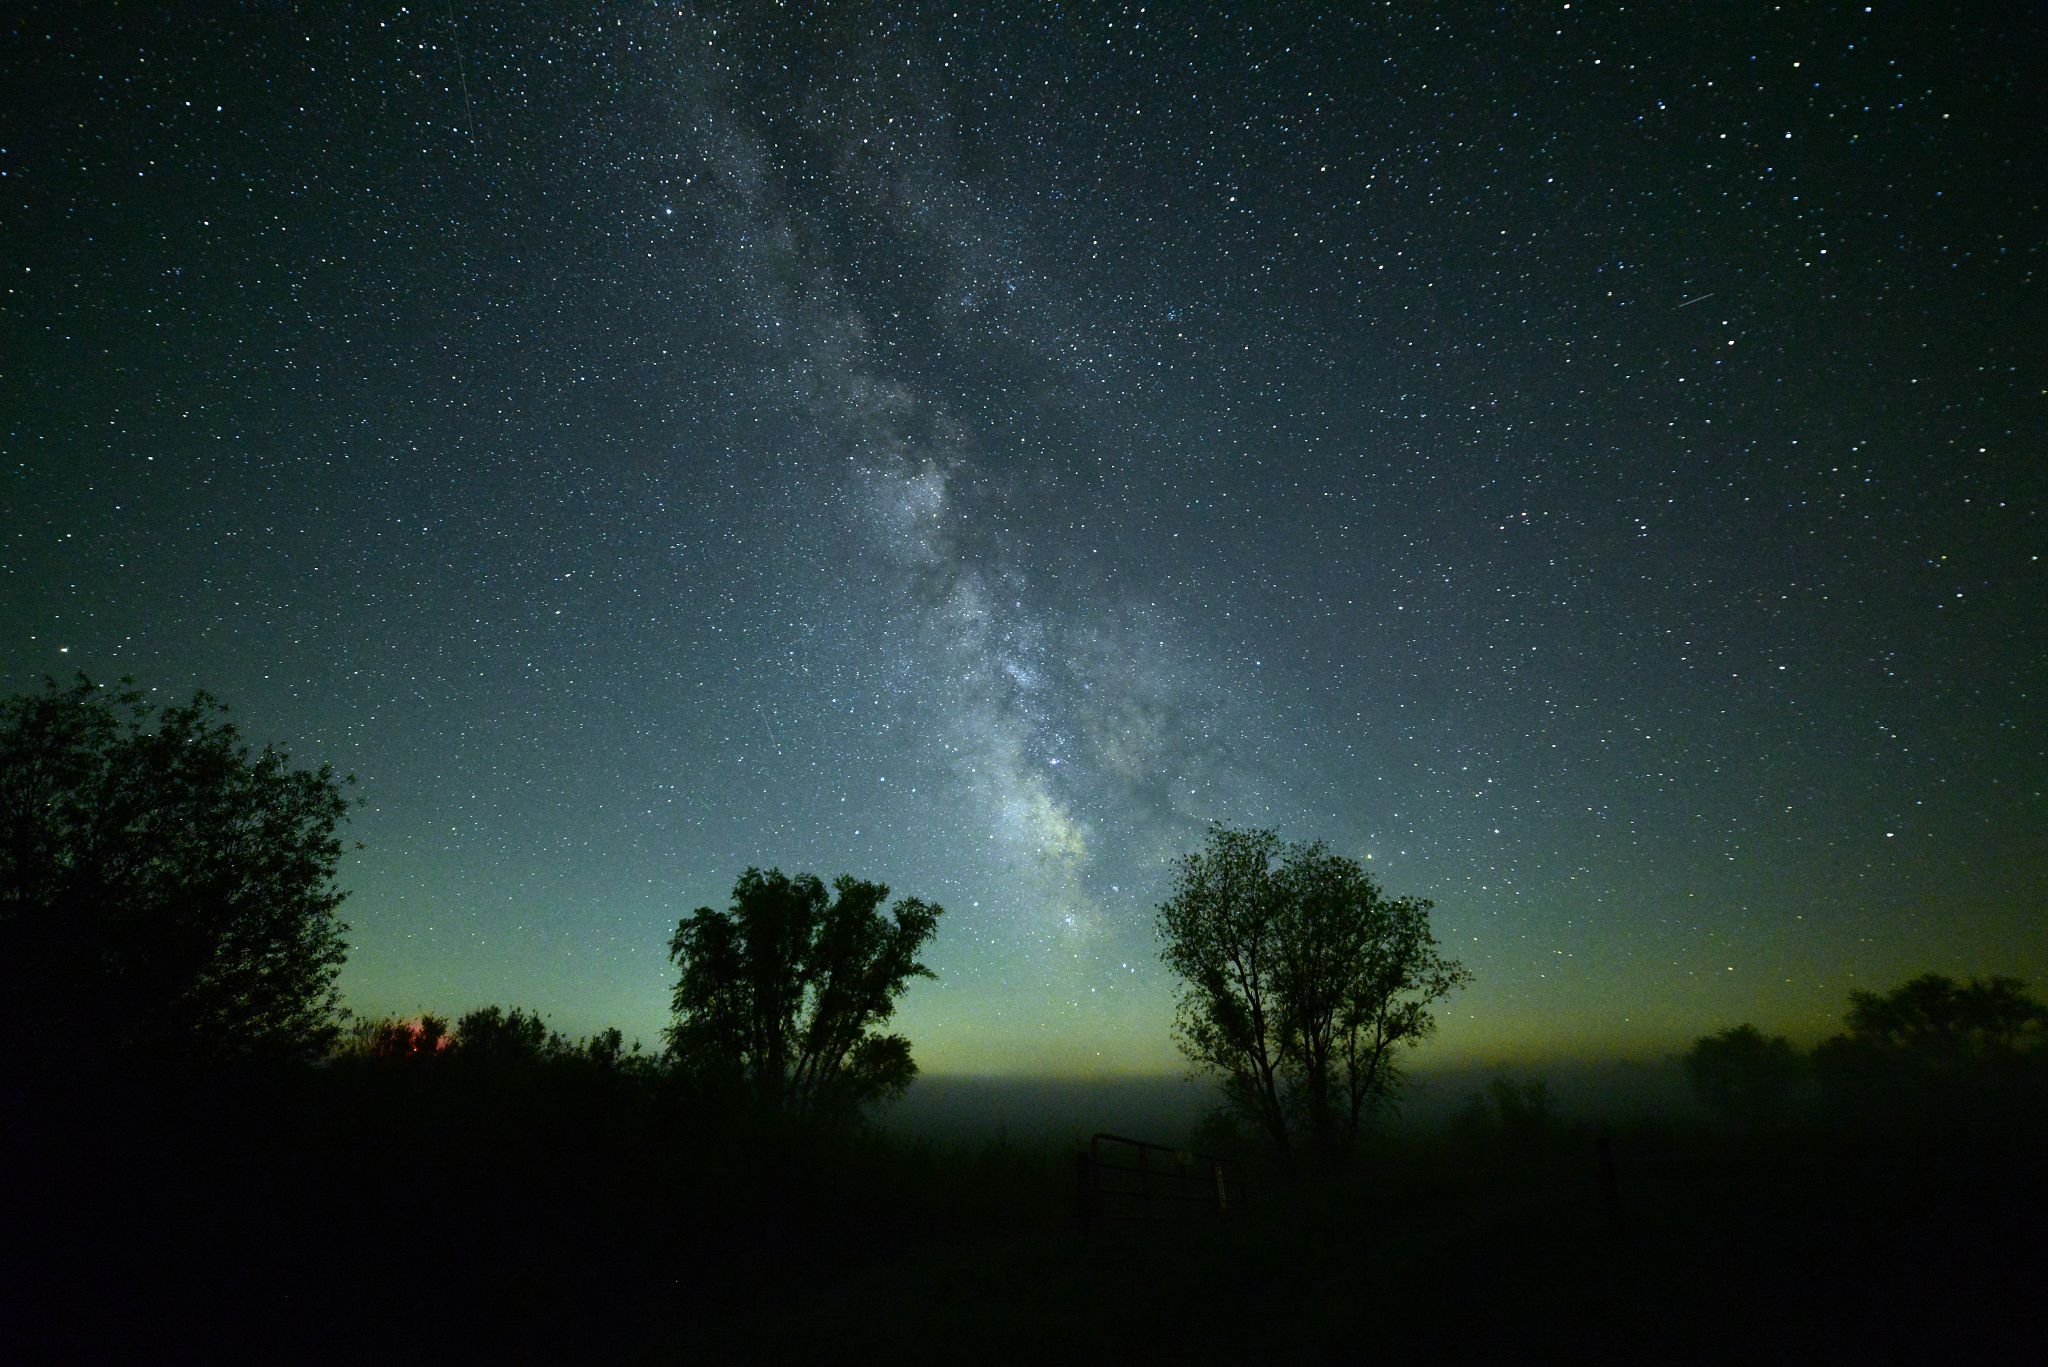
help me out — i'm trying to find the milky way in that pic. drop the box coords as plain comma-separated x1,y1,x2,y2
5,3,2040,1072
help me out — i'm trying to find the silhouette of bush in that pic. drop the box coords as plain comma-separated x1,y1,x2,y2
1684,1024,1805,1128
451,1004,561,1066
344,1013,451,1065
1453,1072,1554,1146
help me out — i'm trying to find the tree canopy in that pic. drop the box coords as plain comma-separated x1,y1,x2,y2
666,867,942,1123
1684,1024,1804,1127
1812,972,2046,1112
1838,973,2044,1060
1157,823,1470,1165
0,675,355,1074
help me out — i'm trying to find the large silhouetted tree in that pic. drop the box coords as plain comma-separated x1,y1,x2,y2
0,676,355,1074
666,867,942,1123
1157,824,1470,1165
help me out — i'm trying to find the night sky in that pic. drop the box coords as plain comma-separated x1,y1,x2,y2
5,3,2042,1075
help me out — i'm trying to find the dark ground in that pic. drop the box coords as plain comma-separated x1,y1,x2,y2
3,1068,2041,1365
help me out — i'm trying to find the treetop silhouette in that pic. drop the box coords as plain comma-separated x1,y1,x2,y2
1156,823,1470,1165
0,675,355,1074
666,866,942,1123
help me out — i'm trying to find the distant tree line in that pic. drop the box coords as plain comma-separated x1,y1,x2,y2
8,674,2040,1154
1685,974,2048,1128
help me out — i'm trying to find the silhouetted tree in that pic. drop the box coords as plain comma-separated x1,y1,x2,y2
582,1026,629,1071
1813,973,2045,1113
1840,973,2043,1060
666,867,942,1123
1156,824,1470,1165
1684,1025,1805,1127
1453,1072,1553,1146
0,675,354,1074
1493,1074,1553,1141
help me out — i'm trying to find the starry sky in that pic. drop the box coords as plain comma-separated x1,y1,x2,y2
5,2,2042,1076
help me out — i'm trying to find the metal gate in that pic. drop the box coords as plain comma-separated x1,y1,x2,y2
1076,1132,1246,1229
